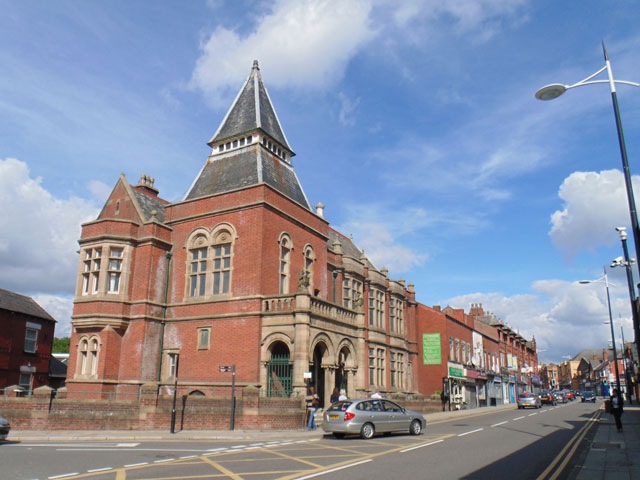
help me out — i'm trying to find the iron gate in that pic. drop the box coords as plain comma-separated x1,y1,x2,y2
266,355,292,397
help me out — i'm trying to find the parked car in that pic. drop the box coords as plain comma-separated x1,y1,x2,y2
581,391,596,403
517,393,541,409
322,398,426,439
553,391,567,403
540,390,556,405
0,416,10,441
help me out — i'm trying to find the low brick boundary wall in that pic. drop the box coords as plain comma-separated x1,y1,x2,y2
0,385,305,431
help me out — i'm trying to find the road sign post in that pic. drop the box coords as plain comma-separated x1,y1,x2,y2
219,365,236,430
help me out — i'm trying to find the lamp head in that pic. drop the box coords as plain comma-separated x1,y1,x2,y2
578,280,591,284
535,84,568,100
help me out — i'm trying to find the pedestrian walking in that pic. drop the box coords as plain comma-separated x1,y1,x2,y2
440,390,449,412
610,388,624,432
306,387,319,430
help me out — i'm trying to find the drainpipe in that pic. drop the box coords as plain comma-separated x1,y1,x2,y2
157,251,172,383
332,270,338,303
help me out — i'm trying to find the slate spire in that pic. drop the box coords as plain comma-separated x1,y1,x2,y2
208,60,292,155
184,62,310,210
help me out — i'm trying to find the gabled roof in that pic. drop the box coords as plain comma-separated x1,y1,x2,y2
0,288,55,322
208,60,292,153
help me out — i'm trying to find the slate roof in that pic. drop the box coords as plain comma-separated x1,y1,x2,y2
186,62,310,209
185,148,310,209
208,61,291,152
131,189,166,222
0,288,55,322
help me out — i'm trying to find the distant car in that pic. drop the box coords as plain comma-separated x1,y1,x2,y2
581,391,596,403
517,393,541,409
322,398,426,439
0,416,10,441
553,391,567,403
540,390,557,405
562,390,574,401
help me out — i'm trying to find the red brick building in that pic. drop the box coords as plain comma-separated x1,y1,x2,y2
0,289,56,390
67,62,538,407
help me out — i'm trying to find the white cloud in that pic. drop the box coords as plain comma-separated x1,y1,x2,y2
189,0,530,104
33,294,74,338
190,0,376,104
550,170,640,255
0,158,99,295
337,92,361,127
446,277,634,364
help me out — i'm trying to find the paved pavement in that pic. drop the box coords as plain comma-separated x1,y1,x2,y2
571,404,640,480
6,402,639,479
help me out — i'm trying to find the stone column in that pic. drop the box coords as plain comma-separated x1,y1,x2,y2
293,293,311,397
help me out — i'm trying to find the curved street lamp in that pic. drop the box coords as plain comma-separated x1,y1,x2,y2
537,42,640,362
579,268,621,393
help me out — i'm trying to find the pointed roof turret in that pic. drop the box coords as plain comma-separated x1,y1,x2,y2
208,60,292,154
184,62,310,210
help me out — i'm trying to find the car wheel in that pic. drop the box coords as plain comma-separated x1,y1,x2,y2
360,423,375,439
332,433,345,439
410,419,422,435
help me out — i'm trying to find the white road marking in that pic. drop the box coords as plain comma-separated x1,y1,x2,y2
528,413,538,416
513,416,525,421
400,439,443,452
207,447,226,452
116,443,139,447
154,458,175,463
491,421,509,427
231,444,246,448
458,428,484,437
293,459,373,480
49,474,79,479
179,455,197,459
87,467,112,473
123,462,148,467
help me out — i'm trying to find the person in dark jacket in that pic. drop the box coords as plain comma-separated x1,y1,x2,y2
611,388,624,432
330,387,340,404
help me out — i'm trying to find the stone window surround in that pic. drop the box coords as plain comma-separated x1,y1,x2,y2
77,242,130,299
76,334,101,379
184,224,237,300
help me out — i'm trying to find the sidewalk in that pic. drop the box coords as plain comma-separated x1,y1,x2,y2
573,405,640,479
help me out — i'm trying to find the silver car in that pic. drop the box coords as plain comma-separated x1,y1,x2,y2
322,398,426,439
517,393,541,409
0,416,10,441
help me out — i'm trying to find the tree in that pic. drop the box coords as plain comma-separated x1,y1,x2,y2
53,337,70,353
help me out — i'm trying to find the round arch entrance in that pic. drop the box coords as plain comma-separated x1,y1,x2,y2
311,342,328,407
266,341,292,397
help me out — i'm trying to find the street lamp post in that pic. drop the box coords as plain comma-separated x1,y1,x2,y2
579,268,621,393
536,44,640,361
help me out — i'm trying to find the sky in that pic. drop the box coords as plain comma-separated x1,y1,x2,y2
2,0,640,365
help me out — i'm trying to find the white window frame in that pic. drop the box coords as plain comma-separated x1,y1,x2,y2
24,327,38,353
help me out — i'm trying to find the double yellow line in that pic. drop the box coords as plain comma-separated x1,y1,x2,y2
536,408,602,480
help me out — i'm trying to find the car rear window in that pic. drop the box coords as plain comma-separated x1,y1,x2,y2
327,401,352,411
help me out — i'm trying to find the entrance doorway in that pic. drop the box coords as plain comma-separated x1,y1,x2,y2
266,341,292,397
311,343,327,407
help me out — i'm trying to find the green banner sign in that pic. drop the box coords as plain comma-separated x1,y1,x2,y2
449,366,464,377
422,333,441,365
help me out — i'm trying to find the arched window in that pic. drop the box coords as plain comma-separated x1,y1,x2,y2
90,338,99,375
188,235,208,297
212,230,233,295
303,245,315,293
79,339,89,375
279,235,291,294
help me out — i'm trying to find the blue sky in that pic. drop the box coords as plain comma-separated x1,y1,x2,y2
2,0,640,364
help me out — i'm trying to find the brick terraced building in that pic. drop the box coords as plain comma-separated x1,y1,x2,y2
67,62,537,407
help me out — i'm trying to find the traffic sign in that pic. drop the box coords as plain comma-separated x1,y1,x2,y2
219,366,233,372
